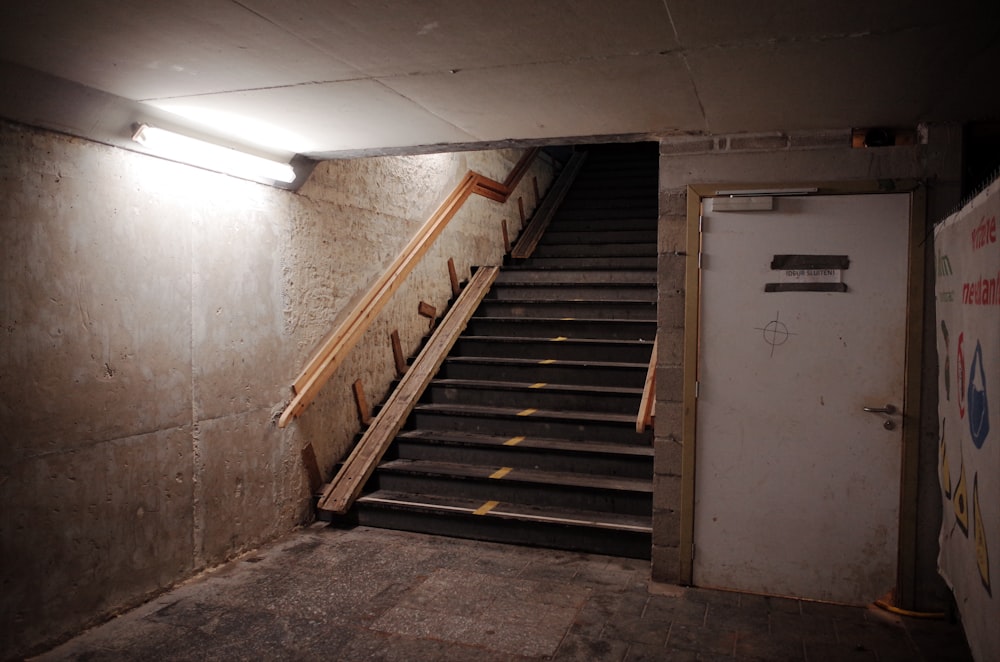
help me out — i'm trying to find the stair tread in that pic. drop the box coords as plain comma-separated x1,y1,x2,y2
502,263,656,271
397,428,654,457
469,315,654,324
482,298,655,306
454,335,652,346
444,355,646,369
413,402,638,426
357,490,652,532
430,378,642,396
491,280,655,287
377,459,653,493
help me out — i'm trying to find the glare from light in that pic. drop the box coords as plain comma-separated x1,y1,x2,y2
131,124,296,183
150,104,311,154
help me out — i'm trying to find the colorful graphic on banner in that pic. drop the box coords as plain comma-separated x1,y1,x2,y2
936,179,999,662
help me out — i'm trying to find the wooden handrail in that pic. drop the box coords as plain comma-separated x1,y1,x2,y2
637,337,657,433
278,148,540,428
317,266,500,513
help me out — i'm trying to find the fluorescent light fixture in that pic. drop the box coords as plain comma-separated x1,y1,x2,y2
131,123,296,183
715,187,818,197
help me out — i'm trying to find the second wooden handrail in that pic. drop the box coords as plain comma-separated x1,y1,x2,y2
637,337,657,433
278,148,539,428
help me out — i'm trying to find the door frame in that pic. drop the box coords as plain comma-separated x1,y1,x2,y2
678,180,927,607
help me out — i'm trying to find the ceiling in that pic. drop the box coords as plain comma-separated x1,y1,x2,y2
1,0,998,163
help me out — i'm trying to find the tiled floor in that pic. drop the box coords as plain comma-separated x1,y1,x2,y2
33,525,972,661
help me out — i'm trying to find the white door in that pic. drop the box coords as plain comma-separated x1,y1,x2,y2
693,193,910,605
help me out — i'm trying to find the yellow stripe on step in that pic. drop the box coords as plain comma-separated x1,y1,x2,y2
561,317,575,321
539,359,556,365
530,382,546,389
551,336,568,342
474,500,500,515
490,467,512,479
517,408,537,417
504,436,525,446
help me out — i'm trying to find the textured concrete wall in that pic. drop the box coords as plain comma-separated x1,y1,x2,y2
0,121,553,658
653,127,961,613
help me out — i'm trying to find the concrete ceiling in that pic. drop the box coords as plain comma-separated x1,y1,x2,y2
0,0,998,162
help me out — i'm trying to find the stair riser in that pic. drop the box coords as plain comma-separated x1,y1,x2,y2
465,318,656,341
427,383,640,414
440,361,647,388
488,285,656,302
410,410,649,444
558,199,658,211
518,256,657,269
496,269,656,285
393,440,653,478
573,170,658,183
453,338,653,362
555,208,658,221
538,230,657,244
353,506,651,559
372,472,652,516
475,301,656,321
544,218,657,232
530,243,657,258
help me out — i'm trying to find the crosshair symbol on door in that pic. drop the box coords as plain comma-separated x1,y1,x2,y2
755,311,796,357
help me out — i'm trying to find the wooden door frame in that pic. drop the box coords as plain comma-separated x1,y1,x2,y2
678,181,926,608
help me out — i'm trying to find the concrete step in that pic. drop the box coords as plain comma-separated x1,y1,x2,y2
558,197,658,211
353,490,652,558
452,336,653,363
370,460,653,515
554,207,658,221
513,256,657,269
538,229,658,245
410,402,650,444
488,282,656,302
475,299,656,321
394,429,653,477
425,378,642,414
464,316,656,341
544,217,657,232
530,242,656,259
438,357,646,395
495,267,656,285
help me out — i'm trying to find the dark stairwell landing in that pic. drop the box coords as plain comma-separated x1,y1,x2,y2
346,143,659,559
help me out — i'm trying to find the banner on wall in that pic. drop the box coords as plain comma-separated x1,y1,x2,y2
936,177,1000,662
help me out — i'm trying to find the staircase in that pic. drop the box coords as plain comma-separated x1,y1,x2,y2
350,142,658,559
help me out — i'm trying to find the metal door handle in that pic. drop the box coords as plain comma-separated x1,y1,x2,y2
863,404,896,415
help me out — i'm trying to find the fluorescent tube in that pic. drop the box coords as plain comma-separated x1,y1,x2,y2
132,124,296,183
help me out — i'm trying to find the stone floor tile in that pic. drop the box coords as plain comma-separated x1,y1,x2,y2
643,597,708,627
737,593,801,614
569,602,612,638
667,622,739,656
802,641,878,662
684,587,741,607
768,611,837,643
572,560,639,591
552,633,630,662
704,603,771,632
732,630,805,661
602,615,670,646
622,641,674,661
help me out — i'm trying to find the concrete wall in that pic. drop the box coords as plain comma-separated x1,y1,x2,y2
652,126,962,612
0,121,554,659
